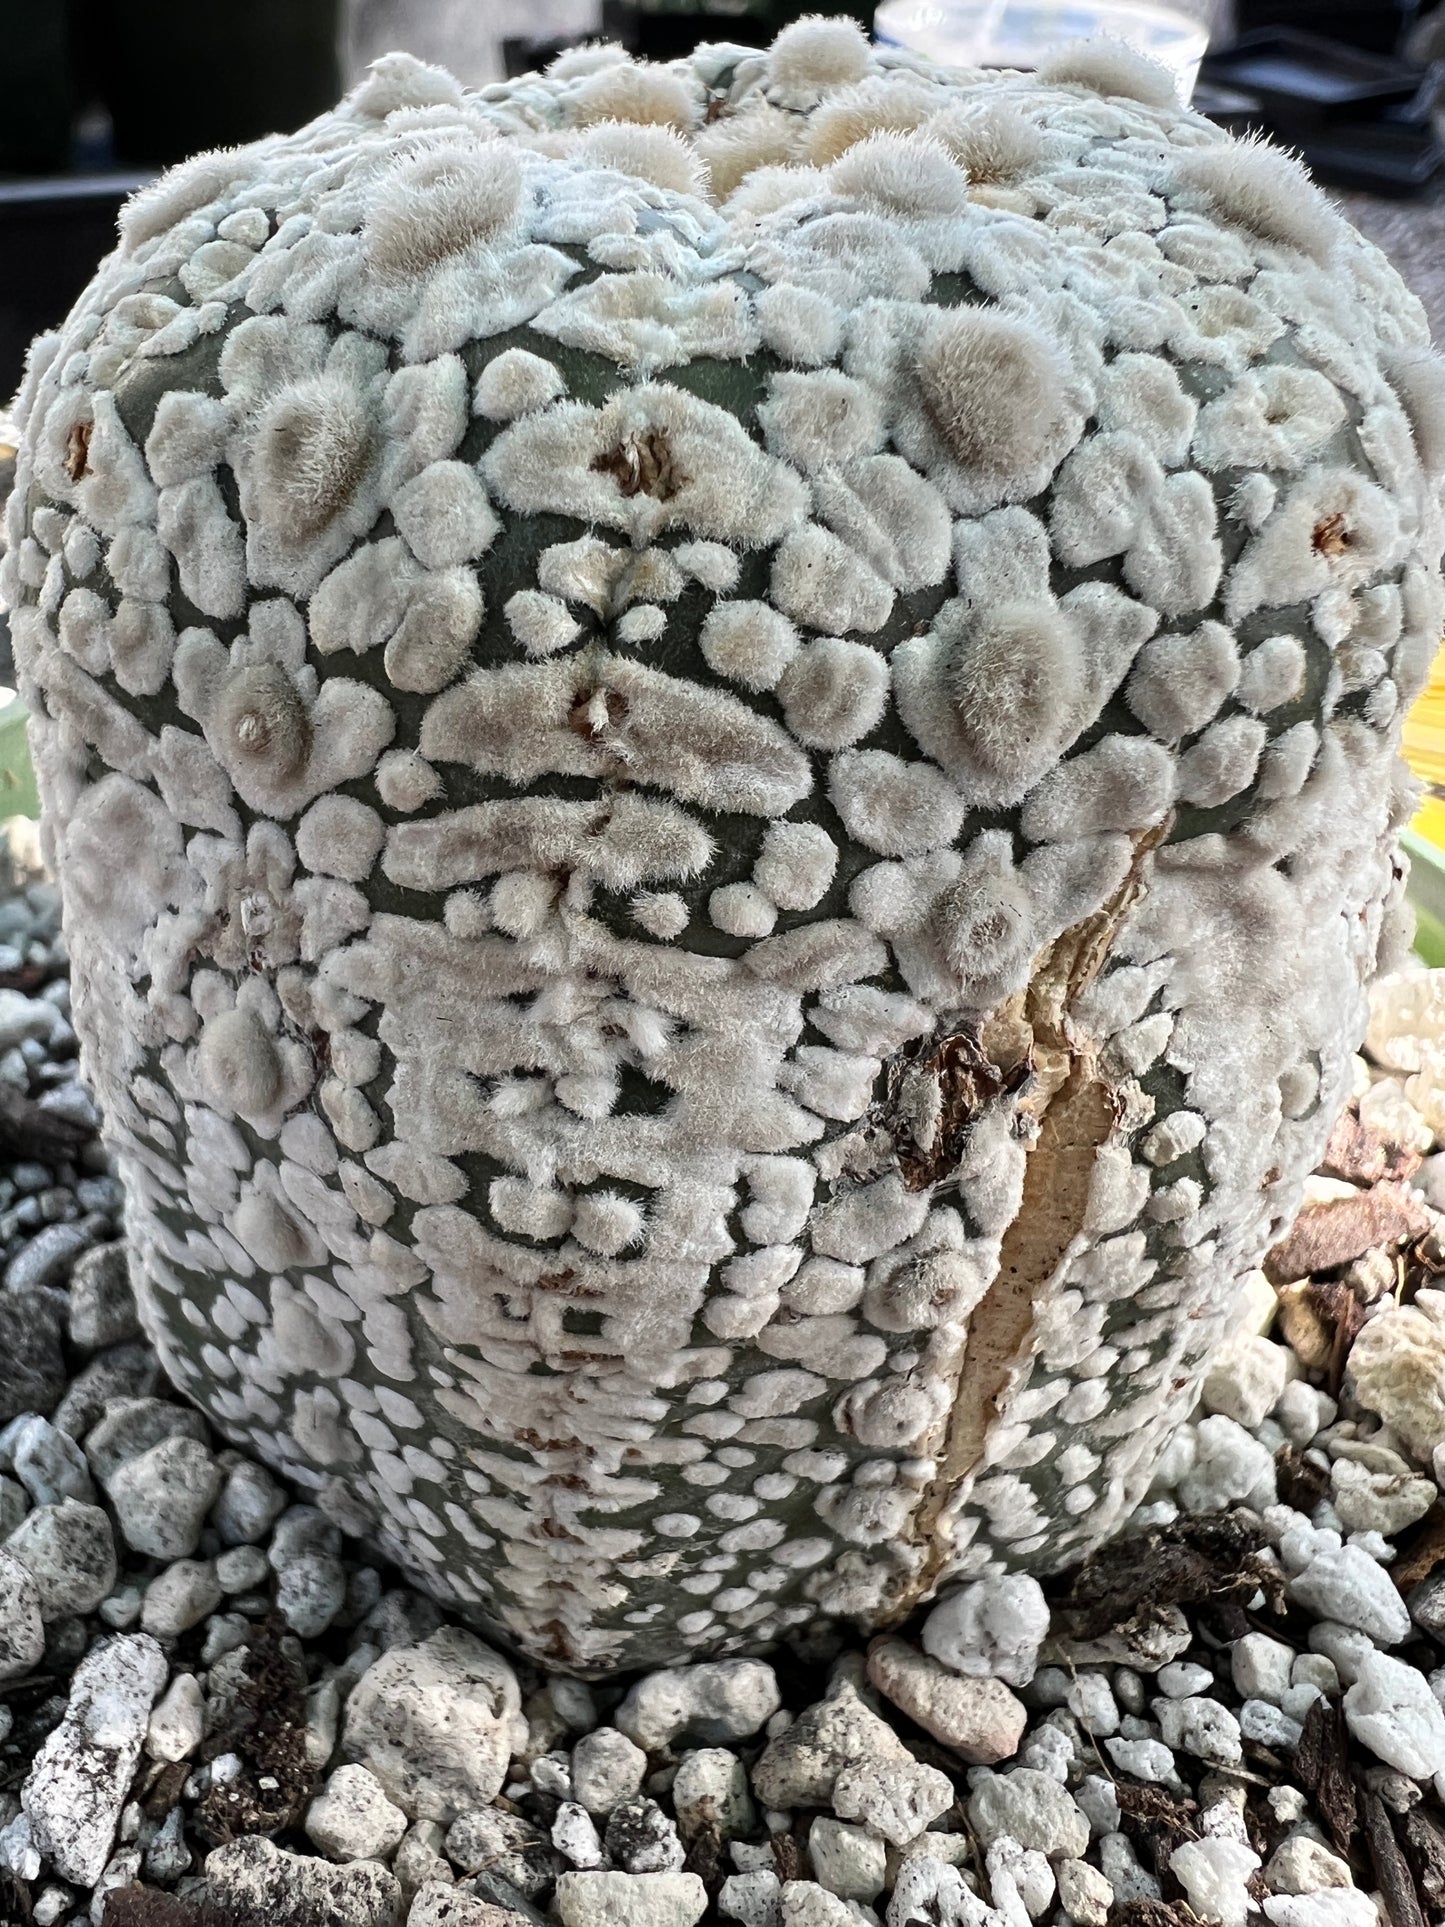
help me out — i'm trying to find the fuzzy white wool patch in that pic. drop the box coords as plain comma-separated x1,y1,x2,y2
10,17,1439,1674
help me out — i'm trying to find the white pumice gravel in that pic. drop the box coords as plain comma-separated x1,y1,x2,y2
21,1633,167,1886
918,1574,1050,1687
6,865,1445,1925
805,1817,886,1901
613,1660,782,1751
829,1760,953,1846
305,1762,410,1863
571,1727,648,1817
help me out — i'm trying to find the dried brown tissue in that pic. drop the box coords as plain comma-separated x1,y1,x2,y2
894,819,1171,1614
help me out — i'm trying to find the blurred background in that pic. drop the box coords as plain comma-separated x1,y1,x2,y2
6,0,1445,920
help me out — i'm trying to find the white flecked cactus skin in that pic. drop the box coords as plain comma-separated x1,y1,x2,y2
5,17,1444,1672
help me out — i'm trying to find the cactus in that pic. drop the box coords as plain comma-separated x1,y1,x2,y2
5,17,1442,1674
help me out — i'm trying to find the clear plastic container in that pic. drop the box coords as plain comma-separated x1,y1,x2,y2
872,0,1213,101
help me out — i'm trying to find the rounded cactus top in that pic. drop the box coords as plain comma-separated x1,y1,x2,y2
7,17,1445,1672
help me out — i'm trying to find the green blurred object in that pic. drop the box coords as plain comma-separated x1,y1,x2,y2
0,0,73,174
0,701,38,823
84,0,341,169
1405,827,1445,967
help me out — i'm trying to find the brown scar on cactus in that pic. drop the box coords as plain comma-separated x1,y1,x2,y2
898,817,1172,1613
591,426,688,500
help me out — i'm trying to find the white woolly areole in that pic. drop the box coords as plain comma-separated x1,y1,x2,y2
9,19,1441,1677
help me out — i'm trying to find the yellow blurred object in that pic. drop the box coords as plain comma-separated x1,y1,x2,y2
1402,641,1445,969
1403,641,1445,850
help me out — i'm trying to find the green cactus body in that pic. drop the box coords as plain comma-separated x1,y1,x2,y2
5,19,1441,1671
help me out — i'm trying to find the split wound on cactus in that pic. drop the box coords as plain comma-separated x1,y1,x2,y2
4,12,1443,1671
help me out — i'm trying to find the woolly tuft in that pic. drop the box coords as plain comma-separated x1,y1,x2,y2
916,310,1068,484
1174,136,1341,265
364,142,524,277
1037,34,1180,109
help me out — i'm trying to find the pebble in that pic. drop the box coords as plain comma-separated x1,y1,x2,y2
1231,1633,1294,1706
830,1759,953,1847
807,1818,886,1901
987,1836,1054,1919
85,1396,209,1482
215,1542,270,1592
0,1472,25,1536
0,989,57,1053
1044,1603,1191,1672
107,1435,221,1559
50,1344,158,1439
966,1770,1089,1859
1019,1719,1074,1780
201,1610,250,1664
751,1682,911,1808
213,1457,288,1544
143,1807,191,1884
1346,1301,1445,1459
21,1632,166,1886
1157,1661,1214,1700
719,1869,782,1927
671,1748,754,1842
605,1796,686,1875
277,1546,349,1637
307,1763,410,1863
532,1753,572,1800
409,1885,518,1926
144,1671,205,1763
1056,1858,1112,1927
5,1499,116,1617
1286,1544,1412,1646
1103,1736,1179,1784
1275,1380,1334,1448
1330,1457,1436,1535
445,1807,555,1897
554,1870,708,1927
0,1288,65,1421
886,1855,977,1927
343,1629,524,1823
1063,1671,1118,1736
1154,1696,1243,1768
1263,1895,1380,1927
1200,1333,1289,1429
0,1548,45,1679
572,1727,648,1817
1343,1649,1445,1776
4,1220,92,1293
203,1835,403,1926
1169,1838,1260,1927
1177,1415,1277,1512
1097,1832,1160,1904
141,1558,222,1637
1240,1698,1304,1749
65,1244,138,1351
553,1802,607,1869
392,1824,450,1902
919,1574,1050,1687
867,1637,1027,1764
614,1660,781,1751
1264,1834,1353,1894
10,1415,94,1505
778,1883,855,1927
1071,1778,1119,1841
